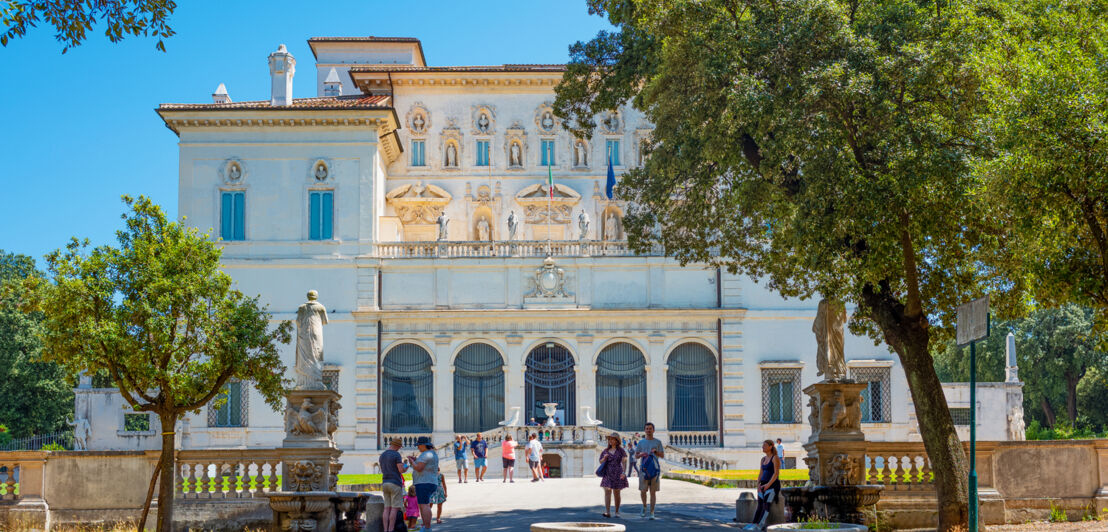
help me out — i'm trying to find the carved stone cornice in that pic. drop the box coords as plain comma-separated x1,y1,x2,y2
157,110,398,136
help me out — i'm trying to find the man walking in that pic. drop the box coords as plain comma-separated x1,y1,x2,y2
408,436,440,532
471,433,489,482
526,433,545,482
453,434,470,483
379,438,407,532
775,438,785,467
634,422,664,520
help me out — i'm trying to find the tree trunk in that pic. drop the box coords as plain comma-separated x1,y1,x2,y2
1040,397,1057,427
1065,373,1081,425
862,285,969,531
155,412,177,532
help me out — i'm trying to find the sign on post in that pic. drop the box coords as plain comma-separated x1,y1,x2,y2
956,296,990,347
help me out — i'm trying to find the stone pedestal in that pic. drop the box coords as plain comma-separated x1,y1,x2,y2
268,389,370,532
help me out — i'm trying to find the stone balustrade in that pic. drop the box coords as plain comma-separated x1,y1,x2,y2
663,444,729,471
863,442,933,492
669,431,719,448
176,449,283,499
376,240,657,259
0,451,46,505
381,434,433,449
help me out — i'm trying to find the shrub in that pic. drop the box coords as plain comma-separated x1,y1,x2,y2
0,425,11,446
1049,500,1068,523
40,442,65,451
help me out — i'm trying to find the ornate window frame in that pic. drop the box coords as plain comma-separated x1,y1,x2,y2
504,121,528,171
440,117,463,171
406,103,431,169
760,363,803,424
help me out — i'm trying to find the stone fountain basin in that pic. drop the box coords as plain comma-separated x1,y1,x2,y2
768,524,867,532
530,523,627,532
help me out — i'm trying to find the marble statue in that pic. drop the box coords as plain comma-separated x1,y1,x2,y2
604,114,619,132
507,210,518,240
574,141,588,167
813,299,848,380
605,213,618,240
1007,408,1026,441
327,400,341,440
510,142,522,167
67,413,91,451
228,162,242,181
807,396,820,435
827,454,859,486
437,212,449,241
824,389,861,430
314,163,328,180
445,143,458,167
476,216,490,241
477,113,490,132
541,112,554,131
413,113,425,133
295,290,329,390
286,398,327,436
578,211,590,240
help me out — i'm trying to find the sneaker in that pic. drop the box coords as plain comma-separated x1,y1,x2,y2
649,511,656,520
614,512,621,518
640,507,647,518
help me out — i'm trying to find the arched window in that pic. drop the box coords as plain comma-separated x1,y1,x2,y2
667,343,718,431
595,342,647,431
454,343,505,433
382,343,433,433
525,343,576,425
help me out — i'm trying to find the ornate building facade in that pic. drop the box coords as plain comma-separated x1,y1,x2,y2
75,37,1024,473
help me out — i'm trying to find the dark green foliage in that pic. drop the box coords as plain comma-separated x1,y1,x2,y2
1,0,177,52
0,251,72,438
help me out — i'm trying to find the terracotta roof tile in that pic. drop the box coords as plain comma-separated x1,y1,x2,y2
349,64,566,73
159,94,391,111
308,36,421,43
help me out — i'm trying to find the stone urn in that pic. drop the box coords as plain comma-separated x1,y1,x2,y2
543,402,559,427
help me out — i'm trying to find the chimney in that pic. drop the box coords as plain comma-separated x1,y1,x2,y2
323,67,343,97
268,44,296,106
212,83,231,104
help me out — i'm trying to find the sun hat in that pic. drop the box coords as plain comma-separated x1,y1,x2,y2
416,436,433,447
389,438,403,447
607,432,622,442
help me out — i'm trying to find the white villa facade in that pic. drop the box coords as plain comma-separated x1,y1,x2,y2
76,37,1024,474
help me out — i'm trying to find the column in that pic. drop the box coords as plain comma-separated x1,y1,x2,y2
647,342,668,439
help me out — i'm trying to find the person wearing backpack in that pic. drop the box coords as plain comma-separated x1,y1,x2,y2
633,421,664,520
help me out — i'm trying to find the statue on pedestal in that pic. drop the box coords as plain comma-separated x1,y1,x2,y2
295,291,328,390
66,413,91,451
813,299,848,380
577,211,590,241
286,397,327,436
436,212,449,241
507,210,518,241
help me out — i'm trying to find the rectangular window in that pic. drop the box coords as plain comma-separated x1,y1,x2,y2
850,366,892,423
123,413,151,432
309,191,334,240
761,367,801,424
220,191,245,241
411,140,426,166
606,139,621,166
476,140,490,166
950,407,972,426
210,381,245,427
541,140,555,166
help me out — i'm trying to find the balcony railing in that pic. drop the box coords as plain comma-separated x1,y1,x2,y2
376,240,663,259
668,431,719,448
175,449,283,499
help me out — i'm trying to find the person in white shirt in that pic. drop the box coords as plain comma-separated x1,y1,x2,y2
775,438,785,466
525,433,545,482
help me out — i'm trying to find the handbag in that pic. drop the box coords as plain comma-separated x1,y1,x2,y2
595,451,608,477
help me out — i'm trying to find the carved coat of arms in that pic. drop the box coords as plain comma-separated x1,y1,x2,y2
527,256,570,298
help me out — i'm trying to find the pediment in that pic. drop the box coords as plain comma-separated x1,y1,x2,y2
515,183,580,202
386,182,452,202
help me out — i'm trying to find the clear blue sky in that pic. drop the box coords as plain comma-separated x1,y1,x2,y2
0,0,613,266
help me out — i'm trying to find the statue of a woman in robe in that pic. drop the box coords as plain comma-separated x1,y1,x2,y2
295,290,329,390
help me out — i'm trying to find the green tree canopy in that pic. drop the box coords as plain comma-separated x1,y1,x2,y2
1,0,177,52
554,1,1011,528
978,0,1108,327
28,196,291,530
0,251,72,439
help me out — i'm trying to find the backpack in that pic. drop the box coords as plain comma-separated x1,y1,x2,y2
642,453,660,480
392,508,408,532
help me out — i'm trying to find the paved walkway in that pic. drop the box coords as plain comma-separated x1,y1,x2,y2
421,476,747,531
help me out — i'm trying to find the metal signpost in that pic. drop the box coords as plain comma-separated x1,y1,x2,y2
955,295,989,532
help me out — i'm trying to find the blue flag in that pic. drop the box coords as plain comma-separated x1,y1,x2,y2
605,154,616,200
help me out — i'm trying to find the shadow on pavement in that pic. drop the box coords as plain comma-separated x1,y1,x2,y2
438,503,736,531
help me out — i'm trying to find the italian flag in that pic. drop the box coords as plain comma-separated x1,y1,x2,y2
547,161,554,199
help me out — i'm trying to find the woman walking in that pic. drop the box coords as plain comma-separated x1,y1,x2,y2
430,472,448,524
598,433,629,518
745,439,781,530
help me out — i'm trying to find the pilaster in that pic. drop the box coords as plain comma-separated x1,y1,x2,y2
720,317,746,447
433,337,453,439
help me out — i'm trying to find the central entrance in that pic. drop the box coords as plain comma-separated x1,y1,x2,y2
525,342,576,425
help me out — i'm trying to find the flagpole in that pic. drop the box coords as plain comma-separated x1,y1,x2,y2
546,160,552,257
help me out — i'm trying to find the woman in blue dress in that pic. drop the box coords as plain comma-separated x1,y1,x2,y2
598,433,629,518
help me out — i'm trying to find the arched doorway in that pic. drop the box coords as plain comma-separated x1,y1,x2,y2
382,343,434,433
595,342,647,431
666,343,719,431
525,343,576,425
453,343,505,433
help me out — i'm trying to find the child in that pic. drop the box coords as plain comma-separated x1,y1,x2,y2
429,472,448,524
403,485,419,530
